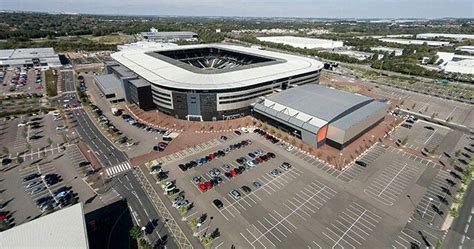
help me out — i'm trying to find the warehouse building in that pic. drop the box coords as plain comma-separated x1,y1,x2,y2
416,33,474,40
379,38,450,46
257,36,344,49
140,28,198,42
253,84,388,149
370,46,404,56
0,47,61,69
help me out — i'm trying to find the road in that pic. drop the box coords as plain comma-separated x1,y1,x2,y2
112,173,179,249
445,182,474,249
57,69,179,249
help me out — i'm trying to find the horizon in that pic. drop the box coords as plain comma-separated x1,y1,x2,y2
2,0,474,19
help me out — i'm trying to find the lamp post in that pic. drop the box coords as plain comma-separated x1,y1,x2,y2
203,216,213,238
407,195,422,217
421,197,433,219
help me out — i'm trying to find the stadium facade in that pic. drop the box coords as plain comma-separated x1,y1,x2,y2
254,84,388,149
110,44,323,121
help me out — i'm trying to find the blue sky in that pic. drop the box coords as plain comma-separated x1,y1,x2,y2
3,0,473,18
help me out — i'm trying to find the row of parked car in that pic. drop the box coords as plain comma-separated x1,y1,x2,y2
178,139,252,172
90,105,131,146
35,187,77,213
253,128,280,144
121,113,171,136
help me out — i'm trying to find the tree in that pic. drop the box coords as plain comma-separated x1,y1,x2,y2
129,225,142,240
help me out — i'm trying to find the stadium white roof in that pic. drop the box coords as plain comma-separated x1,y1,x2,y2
111,44,323,90
257,36,344,49
0,204,89,249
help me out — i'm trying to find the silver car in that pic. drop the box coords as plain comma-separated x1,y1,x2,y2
229,190,241,200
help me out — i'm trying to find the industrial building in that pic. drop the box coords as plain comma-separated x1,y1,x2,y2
436,52,474,75
0,204,89,248
379,38,450,46
140,27,197,42
370,46,404,56
257,36,344,50
111,44,323,121
456,46,474,54
0,47,61,69
253,84,388,149
416,33,474,40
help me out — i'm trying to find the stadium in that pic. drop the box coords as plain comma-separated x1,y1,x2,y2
110,44,323,121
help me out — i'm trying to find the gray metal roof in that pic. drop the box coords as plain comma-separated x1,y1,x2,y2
140,31,197,37
331,101,387,130
94,74,122,92
129,78,150,87
9,47,56,59
268,84,372,122
0,49,15,59
0,204,89,249
110,64,135,77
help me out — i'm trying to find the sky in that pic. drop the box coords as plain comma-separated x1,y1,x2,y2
2,0,473,18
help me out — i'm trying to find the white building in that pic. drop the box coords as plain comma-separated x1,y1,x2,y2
370,47,404,56
330,50,374,61
379,38,450,46
456,46,474,54
257,36,344,50
0,47,61,68
0,204,89,248
140,28,197,42
416,33,474,40
436,52,474,75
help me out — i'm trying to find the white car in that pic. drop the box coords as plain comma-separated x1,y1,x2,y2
286,146,295,152
17,122,28,127
240,127,249,133
165,184,176,192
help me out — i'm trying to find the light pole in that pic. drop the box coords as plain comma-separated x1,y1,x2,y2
203,216,213,238
407,195,422,217
421,197,433,219
339,153,343,169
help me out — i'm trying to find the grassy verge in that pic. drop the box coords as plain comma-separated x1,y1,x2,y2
45,69,58,97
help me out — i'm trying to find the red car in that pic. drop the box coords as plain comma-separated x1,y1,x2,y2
229,169,238,177
256,157,264,164
198,181,213,192
71,103,77,108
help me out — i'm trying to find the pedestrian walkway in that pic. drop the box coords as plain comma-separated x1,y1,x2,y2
106,161,132,177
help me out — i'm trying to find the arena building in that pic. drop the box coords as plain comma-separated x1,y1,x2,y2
253,84,388,149
110,44,323,121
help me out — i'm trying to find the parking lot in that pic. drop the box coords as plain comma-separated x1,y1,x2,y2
390,119,452,153
0,67,44,96
371,85,474,127
143,129,462,249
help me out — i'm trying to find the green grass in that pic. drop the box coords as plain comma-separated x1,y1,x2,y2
45,69,58,97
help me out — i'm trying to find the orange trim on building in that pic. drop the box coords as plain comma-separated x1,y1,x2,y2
317,124,328,142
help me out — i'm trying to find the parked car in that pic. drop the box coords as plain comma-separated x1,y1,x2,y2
355,160,367,167
252,181,262,189
213,199,224,209
229,190,241,200
241,185,252,193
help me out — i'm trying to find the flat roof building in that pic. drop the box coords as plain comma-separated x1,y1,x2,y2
416,33,474,40
0,47,61,68
379,38,450,46
254,84,388,149
140,28,198,42
456,46,474,54
370,46,404,56
257,36,344,50
0,204,89,248
93,74,126,103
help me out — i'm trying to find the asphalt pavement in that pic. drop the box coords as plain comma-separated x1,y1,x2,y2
57,69,180,249
445,182,474,249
